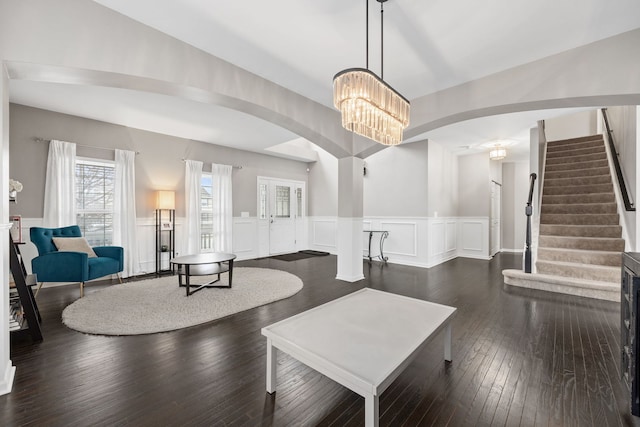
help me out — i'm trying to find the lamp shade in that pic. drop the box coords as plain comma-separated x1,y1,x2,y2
489,147,507,160
157,190,175,210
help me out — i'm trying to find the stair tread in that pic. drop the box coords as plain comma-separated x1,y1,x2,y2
538,247,622,255
503,269,619,289
537,259,619,271
539,235,623,241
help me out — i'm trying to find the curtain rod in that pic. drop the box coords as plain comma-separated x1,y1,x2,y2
181,158,242,169
34,137,140,155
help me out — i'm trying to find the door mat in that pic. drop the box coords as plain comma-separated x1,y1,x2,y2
270,250,330,262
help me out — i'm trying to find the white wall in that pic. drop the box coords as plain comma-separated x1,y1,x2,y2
427,140,458,217
544,110,597,142
458,152,490,217
605,106,637,250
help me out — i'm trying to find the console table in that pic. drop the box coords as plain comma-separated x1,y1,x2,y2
364,230,389,262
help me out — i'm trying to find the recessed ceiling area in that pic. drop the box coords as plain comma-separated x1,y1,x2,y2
7,1,640,161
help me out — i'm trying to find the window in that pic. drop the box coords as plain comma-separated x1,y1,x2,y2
259,184,267,220
200,174,214,250
296,187,303,217
75,159,115,246
275,185,290,218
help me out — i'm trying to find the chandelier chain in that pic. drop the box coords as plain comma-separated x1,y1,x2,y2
380,0,384,79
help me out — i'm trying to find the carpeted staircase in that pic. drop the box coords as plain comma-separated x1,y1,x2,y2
504,134,624,301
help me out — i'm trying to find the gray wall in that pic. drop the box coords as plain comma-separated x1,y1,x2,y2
457,152,490,217
427,140,458,217
9,104,309,219
502,162,529,251
307,145,338,217
363,141,429,217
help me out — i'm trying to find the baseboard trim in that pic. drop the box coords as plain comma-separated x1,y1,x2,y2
0,360,16,396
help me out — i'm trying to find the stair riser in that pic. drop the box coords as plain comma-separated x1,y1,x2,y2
547,135,604,146
543,183,613,195
546,152,606,165
546,146,604,159
536,262,619,282
544,175,611,187
542,193,615,204
541,204,617,215
540,214,619,225
540,224,622,238
545,167,611,180
546,159,608,172
539,236,625,251
547,139,605,153
537,248,622,267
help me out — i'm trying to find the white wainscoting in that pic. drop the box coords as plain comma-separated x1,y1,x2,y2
17,216,491,280
233,218,259,260
308,216,490,268
457,217,491,260
308,217,338,254
427,218,458,267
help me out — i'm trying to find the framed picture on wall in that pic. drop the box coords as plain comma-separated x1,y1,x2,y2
10,215,22,243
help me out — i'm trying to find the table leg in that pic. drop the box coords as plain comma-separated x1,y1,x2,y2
266,338,277,394
379,231,389,262
444,323,452,362
185,265,191,297
365,393,379,427
229,259,233,288
368,231,373,262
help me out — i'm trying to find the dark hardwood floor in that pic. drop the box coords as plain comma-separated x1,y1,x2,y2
2,253,635,426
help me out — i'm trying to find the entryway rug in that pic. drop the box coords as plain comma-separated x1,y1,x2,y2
270,250,330,262
62,267,303,336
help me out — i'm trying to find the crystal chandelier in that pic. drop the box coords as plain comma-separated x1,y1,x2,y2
333,0,410,146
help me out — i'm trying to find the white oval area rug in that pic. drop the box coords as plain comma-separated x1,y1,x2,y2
62,267,303,336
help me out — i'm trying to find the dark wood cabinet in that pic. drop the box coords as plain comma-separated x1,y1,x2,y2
622,252,640,416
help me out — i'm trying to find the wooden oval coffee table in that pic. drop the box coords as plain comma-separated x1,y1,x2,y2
170,253,236,296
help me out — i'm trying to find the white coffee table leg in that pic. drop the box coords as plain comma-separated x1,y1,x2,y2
365,393,379,427
266,338,277,393
444,323,452,362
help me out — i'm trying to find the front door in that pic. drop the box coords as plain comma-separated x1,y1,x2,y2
269,181,296,255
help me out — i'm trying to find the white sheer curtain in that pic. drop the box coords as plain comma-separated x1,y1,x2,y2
43,140,76,227
183,160,203,255
212,163,233,252
113,149,140,277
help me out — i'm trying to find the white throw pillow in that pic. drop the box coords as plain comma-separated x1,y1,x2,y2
52,237,97,258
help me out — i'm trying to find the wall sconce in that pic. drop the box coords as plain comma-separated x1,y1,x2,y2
156,190,175,210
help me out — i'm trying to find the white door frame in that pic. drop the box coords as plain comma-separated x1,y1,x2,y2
257,177,306,257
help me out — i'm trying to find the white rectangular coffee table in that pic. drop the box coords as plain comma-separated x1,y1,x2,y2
261,288,456,427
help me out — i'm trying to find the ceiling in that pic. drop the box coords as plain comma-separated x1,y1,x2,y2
10,0,640,161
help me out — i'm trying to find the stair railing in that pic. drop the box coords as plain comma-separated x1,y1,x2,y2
524,173,537,273
602,108,635,211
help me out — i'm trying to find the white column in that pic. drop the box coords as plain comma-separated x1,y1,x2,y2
0,64,16,396
336,157,364,282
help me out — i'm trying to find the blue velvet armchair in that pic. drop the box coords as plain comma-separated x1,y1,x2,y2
30,225,124,298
